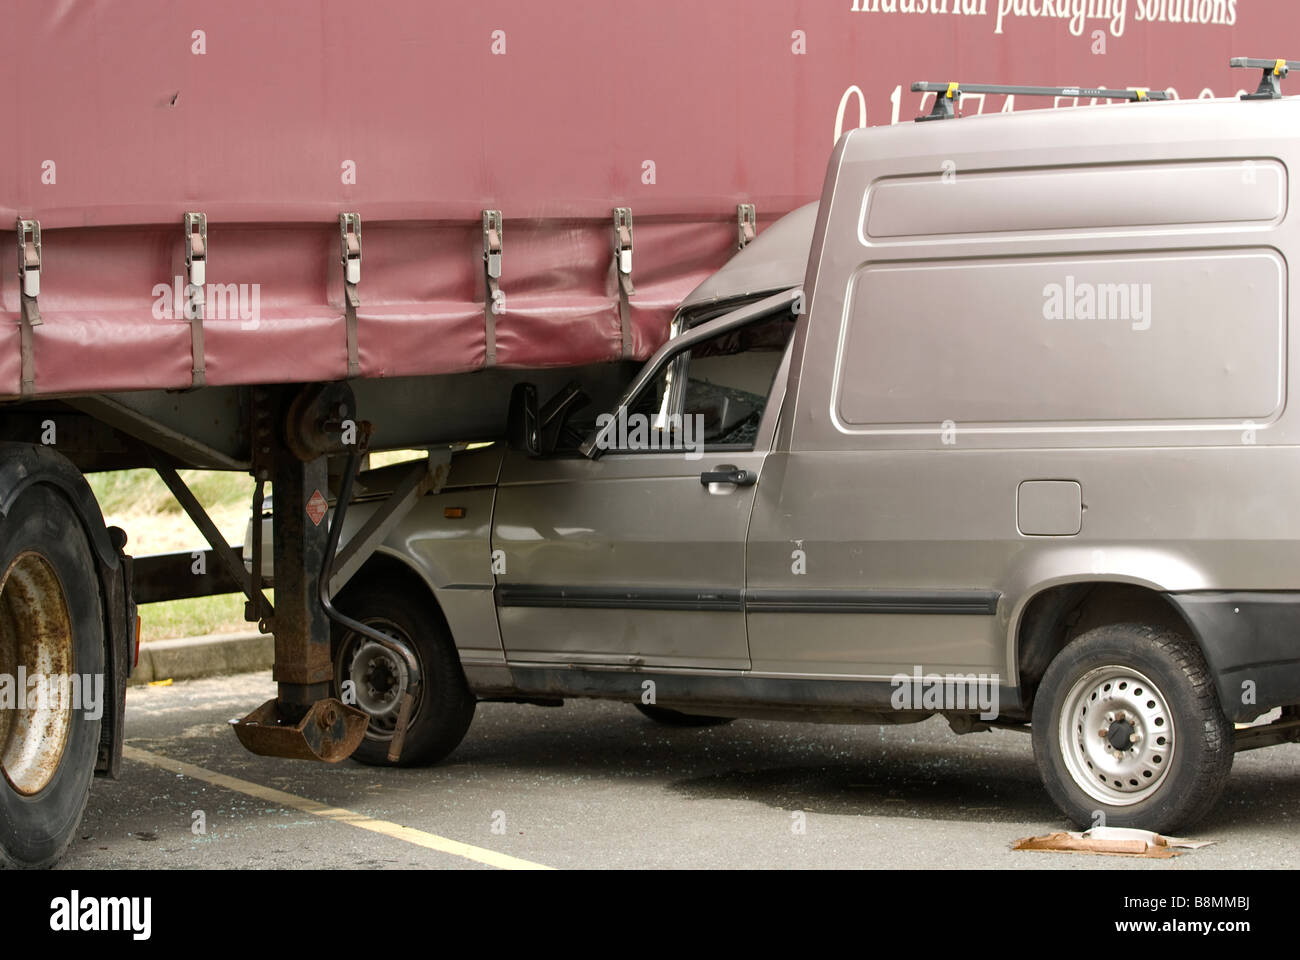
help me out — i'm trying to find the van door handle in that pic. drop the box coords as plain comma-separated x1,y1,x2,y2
700,467,756,487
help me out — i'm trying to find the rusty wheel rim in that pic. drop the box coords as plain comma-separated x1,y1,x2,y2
336,618,421,743
0,551,75,796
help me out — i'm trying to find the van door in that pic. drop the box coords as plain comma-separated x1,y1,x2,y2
492,304,795,671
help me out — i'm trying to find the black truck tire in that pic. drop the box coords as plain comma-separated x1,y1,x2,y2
331,577,475,767
1031,622,1234,835
0,485,106,869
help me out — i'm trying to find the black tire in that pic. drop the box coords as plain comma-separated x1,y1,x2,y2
1031,623,1233,834
634,703,734,727
331,577,474,767
0,486,105,869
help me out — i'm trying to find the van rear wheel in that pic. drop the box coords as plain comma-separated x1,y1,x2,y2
1031,623,1232,834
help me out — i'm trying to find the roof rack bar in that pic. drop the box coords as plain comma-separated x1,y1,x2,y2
1230,58,1299,100
910,81,1169,122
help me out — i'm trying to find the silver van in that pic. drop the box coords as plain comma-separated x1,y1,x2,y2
260,91,1300,833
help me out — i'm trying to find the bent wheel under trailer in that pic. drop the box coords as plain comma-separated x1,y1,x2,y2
155,382,446,763
0,380,454,867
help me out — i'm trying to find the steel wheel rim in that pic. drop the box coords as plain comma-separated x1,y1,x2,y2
0,551,75,796
336,618,421,743
1058,664,1175,807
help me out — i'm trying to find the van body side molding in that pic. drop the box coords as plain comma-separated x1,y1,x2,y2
497,584,744,612
744,589,1000,615
497,584,1000,615
506,666,1026,718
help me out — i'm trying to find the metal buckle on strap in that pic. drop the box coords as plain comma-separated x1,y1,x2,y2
613,207,634,288
182,213,208,388
340,212,362,288
184,212,207,288
16,219,42,397
18,219,41,304
737,203,757,250
482,210,503,367
612,208,634,359
483,209,503,282
339,213,362,377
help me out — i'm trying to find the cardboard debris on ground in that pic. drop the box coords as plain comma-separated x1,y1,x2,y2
1013,826,1216,859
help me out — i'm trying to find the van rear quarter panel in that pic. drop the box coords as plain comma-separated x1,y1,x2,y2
749,99,1300,682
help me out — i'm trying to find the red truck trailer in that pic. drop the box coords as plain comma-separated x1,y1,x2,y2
0,0,1292,866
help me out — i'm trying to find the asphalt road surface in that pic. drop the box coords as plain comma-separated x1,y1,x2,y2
57,671,1300,870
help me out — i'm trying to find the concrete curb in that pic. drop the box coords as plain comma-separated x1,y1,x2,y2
131,632,275,685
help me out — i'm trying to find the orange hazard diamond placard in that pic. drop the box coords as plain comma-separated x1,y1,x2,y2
306,490,328,526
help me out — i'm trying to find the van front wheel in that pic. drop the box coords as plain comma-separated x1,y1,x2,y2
1031,623,1233,835
330,579,475,767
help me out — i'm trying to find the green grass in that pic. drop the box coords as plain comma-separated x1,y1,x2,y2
87,468,251,518
88,469,256,642
90,451,465,642
139,594,252,641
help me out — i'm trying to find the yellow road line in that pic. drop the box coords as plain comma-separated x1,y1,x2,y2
122,744,552,870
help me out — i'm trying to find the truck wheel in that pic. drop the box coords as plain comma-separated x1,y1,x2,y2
1031,623,1233,835
331,579,474,767
634,703,734,727
0,486,105,869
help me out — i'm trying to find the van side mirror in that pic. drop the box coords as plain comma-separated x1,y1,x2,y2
537,381,590,454
507,382,540,456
